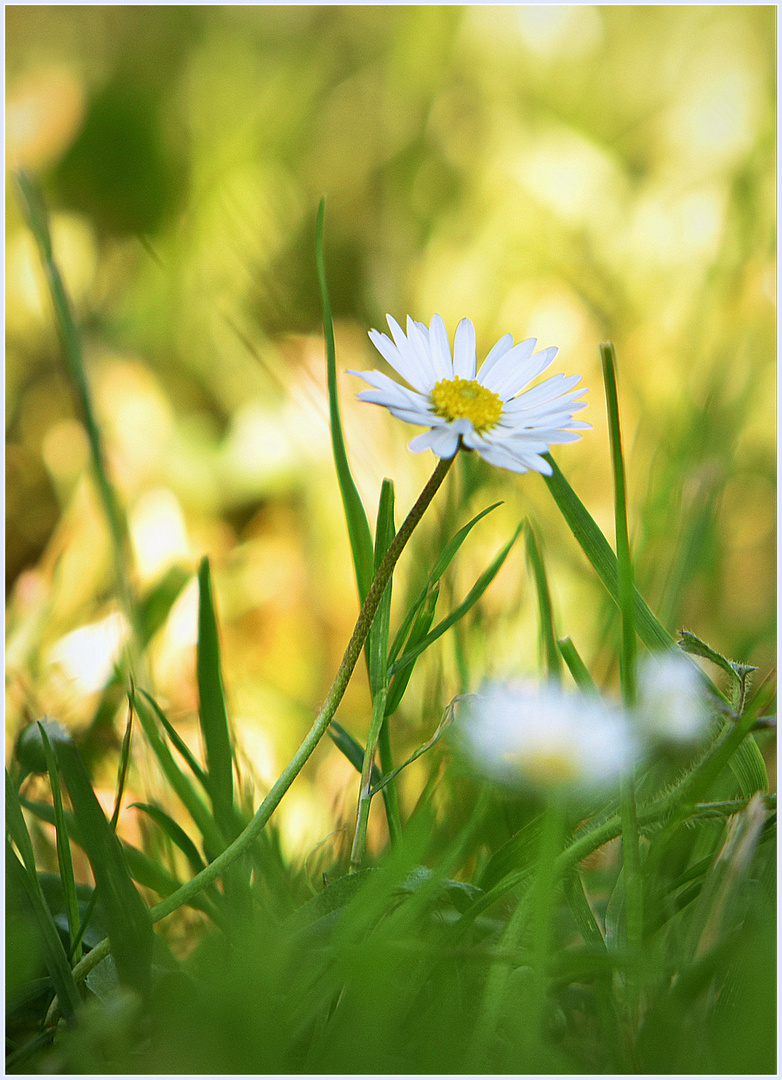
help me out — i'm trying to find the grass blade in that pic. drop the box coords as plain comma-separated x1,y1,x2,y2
541,455,672,652
368,478,396,696
6,841,81,1028
525,520,562,684
140,688,208,790
133,690,226,854
388,502,502,666
315,198,374,602
327,720,383,786
558,637,599,695
601,342,637,704
44,728,153,997
37,724,82,963
131,802,207,876
390,523,523,679
196,557,236,839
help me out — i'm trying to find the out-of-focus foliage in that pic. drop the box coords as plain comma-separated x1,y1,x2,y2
6,6,775,855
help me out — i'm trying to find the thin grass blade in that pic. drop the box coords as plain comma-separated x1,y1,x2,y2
37,724,82,962
390,524,523,679
525,520,562,683
558,637,599,695
196,557,236,839
315,198,374,602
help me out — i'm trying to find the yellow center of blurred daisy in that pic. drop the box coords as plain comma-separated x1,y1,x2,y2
430,378,503,432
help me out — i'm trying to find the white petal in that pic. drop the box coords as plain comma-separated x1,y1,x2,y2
489,345,559,401
408,425,462,458
406,316,439,385
479,338,537,394
349,368,430,409
502,374,583,411
477,333,515,383
453,318,477,379
428,314,455,380
368,328,429,392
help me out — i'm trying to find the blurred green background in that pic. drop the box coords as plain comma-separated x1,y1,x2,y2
6,6,775,857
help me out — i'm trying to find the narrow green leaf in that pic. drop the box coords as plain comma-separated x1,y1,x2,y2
368,478,396,695
139,688,208,790
541,455,673,652
558,637,599,695
563,872,606,949
14,170,138,653
110,696,134,830
390,523,522,679
327,721,383,786
679,630,758,712
6,842,81,1027
387,502,502,666
37,724,82,962
385,582,440,717
45,729,153,996
542,458,767,794
136,565,192,649
197,557,236,838
315,198,374,602
369,702,455,796
601,343,637,705
131,802,207,876
133,690,226,854
525,521,562,683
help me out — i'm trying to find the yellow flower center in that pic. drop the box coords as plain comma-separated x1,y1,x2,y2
505,747,581,787
430,377,503,433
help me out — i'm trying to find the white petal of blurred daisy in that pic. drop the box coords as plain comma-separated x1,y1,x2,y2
456,681,639,794
349,314,590,475
637,651,713,746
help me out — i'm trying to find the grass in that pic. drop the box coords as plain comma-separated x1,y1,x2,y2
6,177,776,1075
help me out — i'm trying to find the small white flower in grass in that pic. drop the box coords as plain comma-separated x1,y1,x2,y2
456,682,638,794
350,314,590,475
637,651,713,746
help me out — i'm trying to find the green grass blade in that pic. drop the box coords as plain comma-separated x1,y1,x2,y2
368,479,396,696
388,502,502,666
37,724,82,963
541,455,673,652
390,524,523,679
139,688,208,790
136,565,192,649
327,720,383,786
601,343,637,704
369,479,403,841
525,521,562,683
558,637,599,695
131,802,207,875
6,841,81,1027
133,690,226,854
315,198,374,603
385,583,440,716
196,557,236,838
45,729,153,997
14,170,138,652
110,696,134,831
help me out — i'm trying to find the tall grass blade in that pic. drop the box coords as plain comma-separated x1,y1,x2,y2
601,343,637,704
37,724,82,963
44,728,153,996
6,842,81,1028
134,689,226,854
14,170,139,655
388,502,501,666
558,637,598,695
390,524,523,678
315,198,374,602
196,557,236,839
524,521,562,683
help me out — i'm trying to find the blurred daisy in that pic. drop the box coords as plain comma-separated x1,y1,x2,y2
350,314,589,474
456,681,638,793
637,650,712,746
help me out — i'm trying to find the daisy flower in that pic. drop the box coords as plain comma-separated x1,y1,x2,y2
350,314,589,474
456,681,639,794
636,650,713,747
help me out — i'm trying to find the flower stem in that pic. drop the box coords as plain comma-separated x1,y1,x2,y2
149,454,454,923
350,683,389,870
